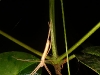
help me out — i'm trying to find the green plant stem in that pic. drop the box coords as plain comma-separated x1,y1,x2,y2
0,30,51,59
69,54,75,61
60,0,70,75
57,22,100,62
49,0,58,59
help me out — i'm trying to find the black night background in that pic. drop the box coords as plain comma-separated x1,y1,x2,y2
0,0,100,75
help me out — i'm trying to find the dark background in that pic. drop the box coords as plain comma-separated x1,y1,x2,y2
0,0,100,75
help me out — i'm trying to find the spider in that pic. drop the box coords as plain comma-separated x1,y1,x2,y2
30,22,52,75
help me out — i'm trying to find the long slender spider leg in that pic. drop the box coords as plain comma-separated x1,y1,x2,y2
47,41,51,55
44,63,52,75
30,63,42,75
41,39,50,61
41,27,51,61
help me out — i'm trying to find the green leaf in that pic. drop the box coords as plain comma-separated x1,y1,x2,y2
75,46,100,75
82,46,100,57
0,51,41,75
